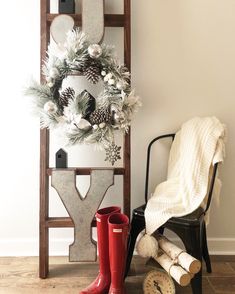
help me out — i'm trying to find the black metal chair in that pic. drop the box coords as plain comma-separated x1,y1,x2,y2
125,134,218,294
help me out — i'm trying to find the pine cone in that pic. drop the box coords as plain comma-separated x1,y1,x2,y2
84,62,100,84
59,87,75,108
89,107,112,125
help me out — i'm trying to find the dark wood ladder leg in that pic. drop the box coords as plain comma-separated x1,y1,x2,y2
123,131,131,218
39,128,49,278
123,0,131,219
39,225,49,278
39,0,50,279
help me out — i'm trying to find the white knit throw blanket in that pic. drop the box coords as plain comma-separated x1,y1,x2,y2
145,117,226,235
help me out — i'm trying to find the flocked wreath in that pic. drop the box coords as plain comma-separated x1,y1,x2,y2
26,28,141,150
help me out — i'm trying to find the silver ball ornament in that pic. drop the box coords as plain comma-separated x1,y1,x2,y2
88,44,102,59
44,101,58,114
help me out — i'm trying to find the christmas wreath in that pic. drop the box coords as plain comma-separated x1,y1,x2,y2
26,28,141,149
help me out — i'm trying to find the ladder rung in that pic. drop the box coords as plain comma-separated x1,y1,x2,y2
46,217,96,228
47,14,125,27
47,167,125,176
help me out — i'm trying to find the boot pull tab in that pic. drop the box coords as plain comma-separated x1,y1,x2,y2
113,229,123,233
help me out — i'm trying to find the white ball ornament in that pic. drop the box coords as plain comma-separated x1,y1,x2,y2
104,73,112,82
136,234,159,258
116,81,126,90
99,122,106,129
48,81,54,88
93,124,98,130
44,101,58,114
49,67,60,79
108,78,115,85
46,76,54,87
88,44,102,59
101,70,106,76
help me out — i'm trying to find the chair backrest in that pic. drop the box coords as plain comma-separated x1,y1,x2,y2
144,133,218,215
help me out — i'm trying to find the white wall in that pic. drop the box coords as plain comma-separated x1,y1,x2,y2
131,0,235,254
0,0,234,256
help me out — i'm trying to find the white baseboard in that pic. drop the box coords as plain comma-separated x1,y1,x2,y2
0,238,73,257
207,238,235,255
0,237,235,256
162,237,235,255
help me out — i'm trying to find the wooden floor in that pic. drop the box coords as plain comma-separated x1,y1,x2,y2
0,256,235,293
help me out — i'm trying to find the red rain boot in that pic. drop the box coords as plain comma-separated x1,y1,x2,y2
108,213,129,294
80,206,121,294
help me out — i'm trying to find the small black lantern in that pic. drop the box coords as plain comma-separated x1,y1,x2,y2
56,148,68,168
59,0,75,14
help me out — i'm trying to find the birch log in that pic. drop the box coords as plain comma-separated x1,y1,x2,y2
155,234,201,274
154,250,191,286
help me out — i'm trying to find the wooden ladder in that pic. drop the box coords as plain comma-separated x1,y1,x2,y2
39,0,131,279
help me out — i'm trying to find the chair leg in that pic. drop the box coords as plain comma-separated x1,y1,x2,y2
202,221,212,273
182,226,202,294
190,266,202,294
124,215,145,278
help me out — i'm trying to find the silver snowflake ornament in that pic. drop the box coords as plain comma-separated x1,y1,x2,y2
105,142,121,166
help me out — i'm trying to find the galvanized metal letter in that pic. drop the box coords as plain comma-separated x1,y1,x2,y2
51,169,114,261
82,0,104,44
